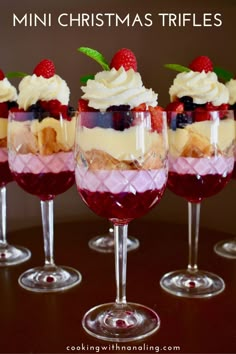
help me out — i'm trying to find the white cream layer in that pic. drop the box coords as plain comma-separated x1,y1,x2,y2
81,67,158,111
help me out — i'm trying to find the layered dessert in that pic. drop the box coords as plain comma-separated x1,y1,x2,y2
225,77,236,178
76,47,168,221
165,56,234,202
0,69,17,186
8,59,75,200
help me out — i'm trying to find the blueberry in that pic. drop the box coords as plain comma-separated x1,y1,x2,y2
97,112,113,128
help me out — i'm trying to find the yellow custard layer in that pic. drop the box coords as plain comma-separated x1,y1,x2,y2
0,118,8,140
168,119,235,158
78,125,165,161
9,116,76,155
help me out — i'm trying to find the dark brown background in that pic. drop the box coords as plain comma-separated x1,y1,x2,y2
0,0,235,236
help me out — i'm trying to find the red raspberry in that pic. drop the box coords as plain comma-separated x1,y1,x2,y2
132,103,147,111
48,99,62,115
205,102,219,111
194,107,210,122
33,59,55,78
189,56,213,73
149,106,164,133
165,101,184,113
110,48,137,71
77,99,97,112
0,69,5,80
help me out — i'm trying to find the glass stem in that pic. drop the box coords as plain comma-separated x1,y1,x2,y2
187,202,201,273
114,223,128,306
41,200,55,268
0,186,7,247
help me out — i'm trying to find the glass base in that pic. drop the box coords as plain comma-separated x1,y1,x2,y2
0,244,31,267
82,302,160,342
88,234,140,253
18,265,82,293
160,269,225,298
214,239,236,259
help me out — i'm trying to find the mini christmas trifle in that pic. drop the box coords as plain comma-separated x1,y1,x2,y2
160,56,235,298
165,56,234,202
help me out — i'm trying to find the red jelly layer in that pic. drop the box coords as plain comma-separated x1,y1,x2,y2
0,161,13,187
12,171,75,201
78,187,166,222
168,172,232,203
232,162,236,179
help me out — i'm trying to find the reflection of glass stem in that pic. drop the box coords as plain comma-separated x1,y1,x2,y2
187,202,200,274
0,186,7,248
41,200,55,268
108,221,114,237
114,224,127,305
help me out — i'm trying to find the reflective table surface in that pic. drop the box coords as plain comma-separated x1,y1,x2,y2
1,219,236,354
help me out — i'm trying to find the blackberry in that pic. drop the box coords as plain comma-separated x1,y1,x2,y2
176,113,191,129
7,101,18,110
106,105,133,131
67,105,75,118
179,96,202,111
28,102,47,121
107,104,131,112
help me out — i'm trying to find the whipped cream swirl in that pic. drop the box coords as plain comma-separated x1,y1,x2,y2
0,78,17,103
81,67,158,111
18,74,70,110
226,79,236,105
169,71,229,106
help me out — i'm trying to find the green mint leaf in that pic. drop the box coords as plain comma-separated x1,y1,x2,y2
6,71,28,78
78,47,110,71
80,74,95,84
213,67,233,82
164,64,190,73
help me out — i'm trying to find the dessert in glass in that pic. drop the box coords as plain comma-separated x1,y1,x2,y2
160,56,235,297
75,47,168,341
78,47,141,253
0,68,31,266
8,59,82,292
214,75,236,258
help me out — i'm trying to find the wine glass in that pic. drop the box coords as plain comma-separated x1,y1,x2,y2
214,129,236,259
88,221,140,253
160,110,235,298
8,111,82,292
0,121,31,266
75,110,168,341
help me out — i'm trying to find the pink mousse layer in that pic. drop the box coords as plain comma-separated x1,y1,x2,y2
9,151,75,174
169,155,234,175
0,148,8,163
75,166,167,194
